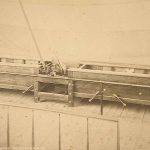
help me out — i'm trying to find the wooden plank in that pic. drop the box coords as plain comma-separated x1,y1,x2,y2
112,97,150,106
0,74,34,87
81,60,150,70
60,114,87,150
69,69,150,85
89,118,117,150
0,63,39,75
34,110,59,150
0,105,8,148
38,92,68,102
0,84,27,91
9,107,32,148
74,92,150,106
103,84,150,101
74,92,102,99
37,75,68,85
74,80,102,94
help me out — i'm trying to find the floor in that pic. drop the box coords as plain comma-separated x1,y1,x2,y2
0,88,150,150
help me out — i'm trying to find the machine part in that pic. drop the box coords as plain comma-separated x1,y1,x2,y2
39,60,64,76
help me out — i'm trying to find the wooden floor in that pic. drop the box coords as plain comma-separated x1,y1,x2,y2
0,88,150,150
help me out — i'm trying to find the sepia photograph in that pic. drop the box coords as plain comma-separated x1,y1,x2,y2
0,0,150,150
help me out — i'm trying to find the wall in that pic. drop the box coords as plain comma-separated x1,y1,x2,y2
0,0,150,64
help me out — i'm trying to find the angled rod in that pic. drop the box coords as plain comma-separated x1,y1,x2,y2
18,0,45,66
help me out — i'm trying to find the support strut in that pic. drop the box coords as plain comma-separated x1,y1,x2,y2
113,94,126,107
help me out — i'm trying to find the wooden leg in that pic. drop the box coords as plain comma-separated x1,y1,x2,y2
100,83,104,115
34,80,39,102
68,80,74,107
100,93,103,115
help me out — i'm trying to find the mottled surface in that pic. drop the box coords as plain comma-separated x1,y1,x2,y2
0,89,149,149
1,0,150,63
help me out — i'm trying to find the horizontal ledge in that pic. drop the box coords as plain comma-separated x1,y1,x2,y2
74,92,150,106
0,84,27,91
81,60,150,70
68,68,150,78
72,78,150,88
37,76,69,85
0,72,37,76
0,62,38,68
36,75,150,88
38,92,68,102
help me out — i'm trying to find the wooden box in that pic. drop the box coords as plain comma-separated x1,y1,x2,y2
0,62,39,91
68,61,150,106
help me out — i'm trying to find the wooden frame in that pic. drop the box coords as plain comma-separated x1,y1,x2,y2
34,75,70,103
68,61,150,106
1,56,150,108
0,57,39,91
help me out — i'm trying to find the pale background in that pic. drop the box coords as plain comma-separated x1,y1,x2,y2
0,0,150,64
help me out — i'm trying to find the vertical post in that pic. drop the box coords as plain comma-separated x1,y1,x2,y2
59,114,61,150
100,83,104,115
68,80,74,107
34,78,39,102
87,118,89,150
32,110,35,150
117,120,120,150
7,107,10,150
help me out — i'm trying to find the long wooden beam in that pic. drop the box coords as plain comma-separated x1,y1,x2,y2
38,92,68,102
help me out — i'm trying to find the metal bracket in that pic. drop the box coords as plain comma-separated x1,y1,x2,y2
22,85,33,94
89,89,106,102
89,91,100,102
113,94,126,107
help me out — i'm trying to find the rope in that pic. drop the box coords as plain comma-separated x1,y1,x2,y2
18,0,45,66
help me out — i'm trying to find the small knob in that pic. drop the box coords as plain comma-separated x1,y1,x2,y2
139,92,142,96
103,89,106,92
